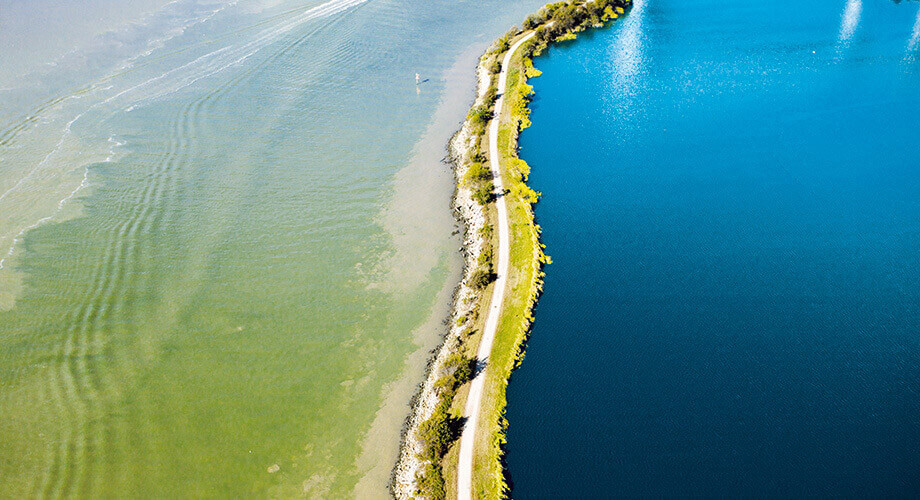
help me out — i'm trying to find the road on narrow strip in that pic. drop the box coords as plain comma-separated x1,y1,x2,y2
457,30,536,500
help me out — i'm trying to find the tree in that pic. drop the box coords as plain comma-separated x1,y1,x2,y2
470,267,497,289
472,183,495,206
464,162,492,184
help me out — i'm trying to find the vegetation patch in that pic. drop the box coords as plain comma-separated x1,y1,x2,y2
414,353,476,499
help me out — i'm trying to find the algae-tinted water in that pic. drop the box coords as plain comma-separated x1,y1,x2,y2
0,0,550,497
507,0,920,496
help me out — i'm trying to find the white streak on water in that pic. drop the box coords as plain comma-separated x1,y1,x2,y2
907,7,920,55
606,0,647,116
116,1,238,74
0,136,121,273
612,0,646,79
0,0,368,281
0,135,120,271
0,161,94,271
0,114,83,204
836,0,862,56
121,0,370,108
0,0,233,208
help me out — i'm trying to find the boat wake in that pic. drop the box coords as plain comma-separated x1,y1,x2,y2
0,0,368,304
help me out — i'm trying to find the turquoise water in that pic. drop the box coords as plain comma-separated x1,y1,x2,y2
0,0,548,497
507,0,920,497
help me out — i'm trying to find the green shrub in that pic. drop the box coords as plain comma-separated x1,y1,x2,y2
495,35,510,54
469,268,497,289
464,162,492,184
433,375,456,395
489,57,501,74
415,461,446,500
521,39,539,59
417,399,460,461
472,183,495,206
470,147,486,164
431,353,475,400
523,13,545,30
467,105,493,135
479,224,495,268
444,353,475,386
468,105,493,124
478,240,493,268
483,86,498,108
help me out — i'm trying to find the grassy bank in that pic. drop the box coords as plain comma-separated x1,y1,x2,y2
398,1,631,499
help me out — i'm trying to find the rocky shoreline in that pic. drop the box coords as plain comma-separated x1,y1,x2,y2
391,53,493,500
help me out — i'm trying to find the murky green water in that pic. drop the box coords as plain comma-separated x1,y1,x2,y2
0,0,545,496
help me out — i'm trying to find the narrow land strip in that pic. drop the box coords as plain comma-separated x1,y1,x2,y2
393,3,631,499
456,32,536,500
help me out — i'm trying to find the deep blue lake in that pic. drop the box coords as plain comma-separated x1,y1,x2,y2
506,0,920,497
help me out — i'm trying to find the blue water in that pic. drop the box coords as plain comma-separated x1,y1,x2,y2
506,0,920,497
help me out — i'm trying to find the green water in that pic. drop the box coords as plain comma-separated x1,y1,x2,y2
0,0,545,497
